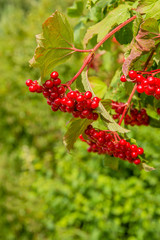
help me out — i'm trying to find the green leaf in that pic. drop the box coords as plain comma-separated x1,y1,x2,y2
74,22,86,48
133,13,143,37
63,118,93,151
115,22,133,45
103,155,119,170
101,99,112,111
122,18,159,76
149,117,160,128
29,11,74,81
89,76,107,98
146,105,159,120
138,0,160,20
88,0,110,22
67,1,84,18
83,4,131,47
141,163,156,172
81,70,129,133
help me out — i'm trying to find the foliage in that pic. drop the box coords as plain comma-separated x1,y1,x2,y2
0,0,160,240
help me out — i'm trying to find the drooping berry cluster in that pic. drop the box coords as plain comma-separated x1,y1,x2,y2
120,70,160,100
111,101,149,126
80,125,143,165
26,71,100,120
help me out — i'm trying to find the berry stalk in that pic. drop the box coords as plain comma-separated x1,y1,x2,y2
118,84,137,125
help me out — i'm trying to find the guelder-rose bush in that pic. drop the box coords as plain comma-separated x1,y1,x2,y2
26,0,160,172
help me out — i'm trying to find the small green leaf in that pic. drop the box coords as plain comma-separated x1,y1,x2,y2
67,0,84,18
63,118,93,151
83,4,131,47
89,76,107,98
103,155,119,170
115,22,133,45
141,163,156,172
29,11,74,81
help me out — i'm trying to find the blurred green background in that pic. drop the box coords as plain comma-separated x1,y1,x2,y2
0,1,160,239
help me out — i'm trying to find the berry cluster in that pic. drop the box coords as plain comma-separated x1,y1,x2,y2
111,101,149,126
80,125,143,165
26,71,100,120
120,70,160,100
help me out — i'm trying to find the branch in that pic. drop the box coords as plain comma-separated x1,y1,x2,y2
67,15,137,86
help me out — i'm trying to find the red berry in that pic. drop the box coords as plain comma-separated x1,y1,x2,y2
130,144,138,152
156,88,160,95
92,113,98,120
137,147,144,155
85,91,92,99
26,79,33,86
50,92,59,99
81,110,90,117
54,98,61,106
147,76,155,85
72,111,80,118
67,91,77,99
61,97,68,105
91,101,99,109
77,95,84,102
43,91,50,97
58,86,65,94
66,99,75,108
133,159,141,165
136,74,144,82
45,80,54,88
137,85,144,93
157,108,160,115
36,85,43,93
50,71,59,79
131,151,138,158
93,97,100,102
120,75,127,82
128,70,137,80
29,85,37,92
53,78,61,86
119,139,126,146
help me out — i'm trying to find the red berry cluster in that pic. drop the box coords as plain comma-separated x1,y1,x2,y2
111,101,149,126
26,71,100,120
120,70,160,100
80,125,143,165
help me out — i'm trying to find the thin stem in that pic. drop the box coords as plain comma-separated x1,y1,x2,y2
93,15,136,52
118,84,137,125
67,52,94,86
67,15,136,86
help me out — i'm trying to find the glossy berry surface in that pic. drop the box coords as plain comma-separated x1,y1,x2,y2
26,71,100,121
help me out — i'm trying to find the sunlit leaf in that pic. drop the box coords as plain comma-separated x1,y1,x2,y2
29,11,74,81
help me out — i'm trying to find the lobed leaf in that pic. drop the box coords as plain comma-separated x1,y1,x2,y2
29,11,74,81
122,18,160,76
83,4,131,47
